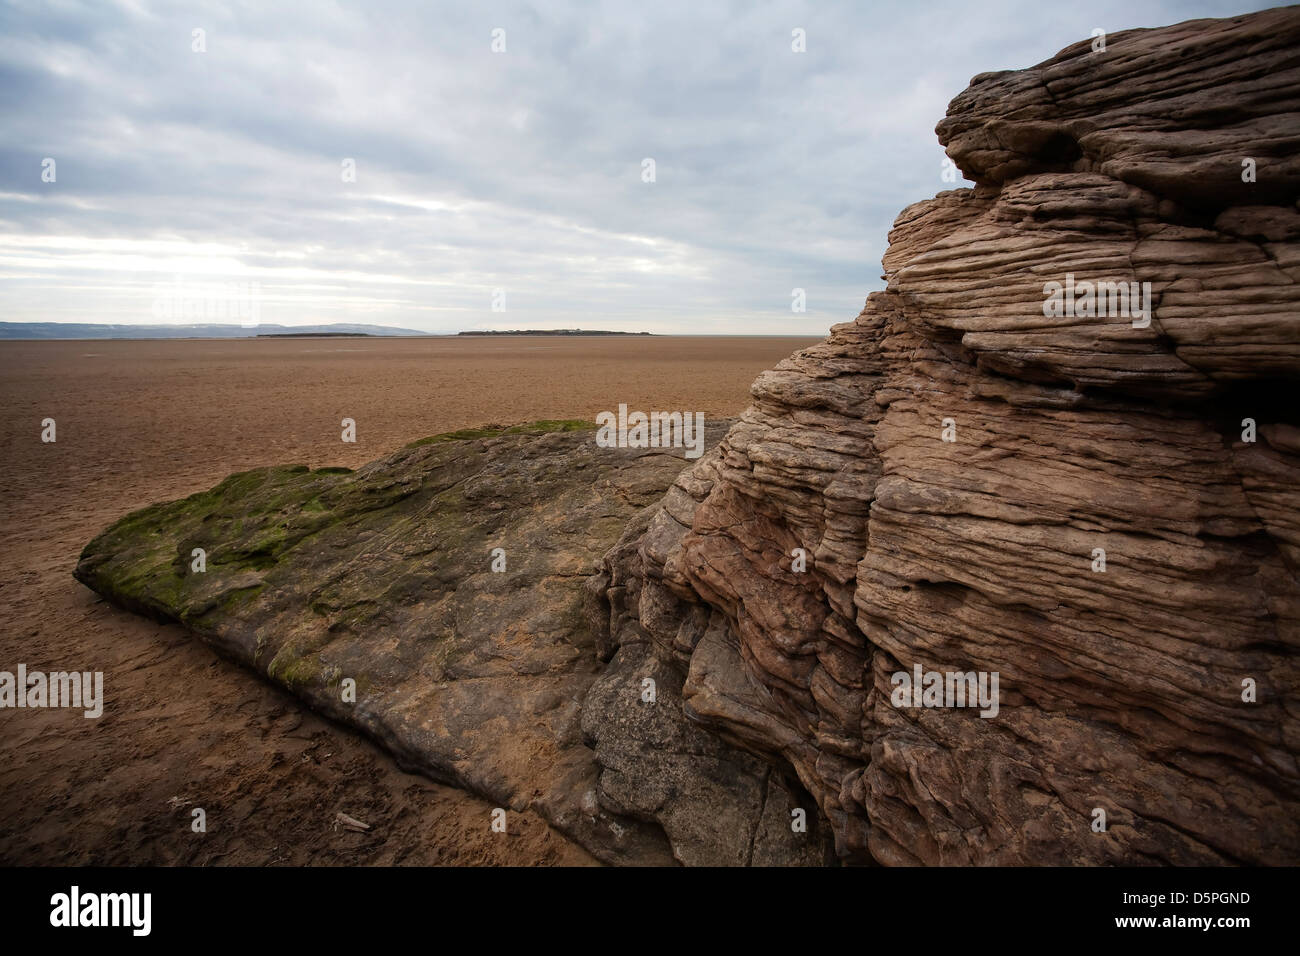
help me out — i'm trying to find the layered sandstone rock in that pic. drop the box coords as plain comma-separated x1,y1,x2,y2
591,8,1300,864
78,9,1300,867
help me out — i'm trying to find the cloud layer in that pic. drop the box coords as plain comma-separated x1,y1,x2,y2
0,0,1271,333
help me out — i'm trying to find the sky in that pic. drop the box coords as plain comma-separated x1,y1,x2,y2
0,0,1275,335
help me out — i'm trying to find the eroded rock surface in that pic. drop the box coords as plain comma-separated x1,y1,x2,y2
76,421,832,865
78,9,1300,867
591,8,1300,865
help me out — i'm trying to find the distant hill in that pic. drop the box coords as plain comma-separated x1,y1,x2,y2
255,332,375,338
0,322,431,340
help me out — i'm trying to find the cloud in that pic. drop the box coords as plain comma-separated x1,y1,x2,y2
0,0,1274,333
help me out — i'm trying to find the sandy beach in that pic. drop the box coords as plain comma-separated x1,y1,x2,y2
0,334,818,866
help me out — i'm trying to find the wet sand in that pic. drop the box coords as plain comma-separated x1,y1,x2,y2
0,334,818,865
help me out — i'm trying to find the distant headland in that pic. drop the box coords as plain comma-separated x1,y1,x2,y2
0,322,427,340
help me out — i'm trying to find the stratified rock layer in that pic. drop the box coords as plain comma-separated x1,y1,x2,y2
76,421,832,865
592,8,1300,864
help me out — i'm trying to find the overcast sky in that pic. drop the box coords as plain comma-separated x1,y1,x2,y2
0,0,1272,334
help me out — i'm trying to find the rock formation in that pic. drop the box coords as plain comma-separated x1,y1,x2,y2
76,421,833,865
77,8,1300,865
591,6,1300,864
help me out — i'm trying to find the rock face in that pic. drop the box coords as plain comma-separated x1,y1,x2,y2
591,8,1300,865
76,421,833,865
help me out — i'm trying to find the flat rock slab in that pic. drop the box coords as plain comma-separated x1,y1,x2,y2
75,420,828,865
